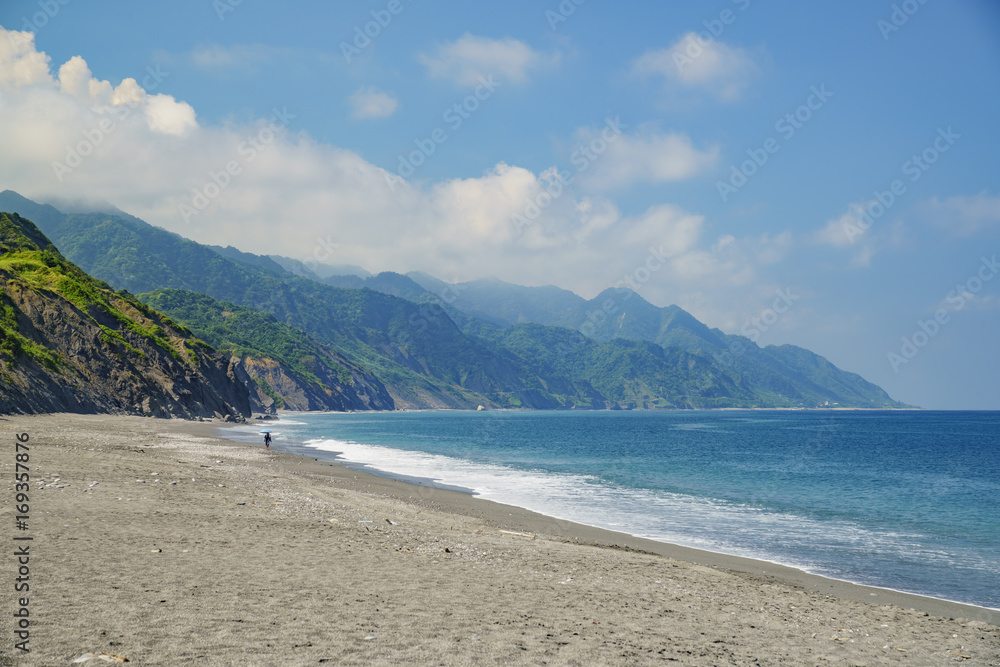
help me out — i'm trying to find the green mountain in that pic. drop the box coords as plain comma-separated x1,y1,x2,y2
139,288,394,412
0,191,909,410
0,192,552,409
0,212,252,418
400,277,903,409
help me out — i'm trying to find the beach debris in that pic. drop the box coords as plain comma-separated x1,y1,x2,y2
951,653,972,659
385,519,398,525
151,549,161,553
444,547,452,553
499,530,535,539
364,636,376,641
358,520,373,524
73,652,130,663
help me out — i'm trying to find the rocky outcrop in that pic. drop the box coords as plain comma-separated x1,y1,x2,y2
237,355,394,412
0,212,252,418
0,284,251,419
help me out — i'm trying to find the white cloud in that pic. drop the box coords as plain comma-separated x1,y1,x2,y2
920,192,1000,236
814,205,863,248
188,43,285,71
619,204,702,255
0,27,791,335
349,87,398,119
144,94,198,136
419,33,557,85
632,34,758,101
0,30,52,89
813,202,889,268
575,123,718,191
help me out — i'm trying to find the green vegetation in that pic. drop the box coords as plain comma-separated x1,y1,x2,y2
254,376,286,409
0,211,203,370
0,294,62,370
0,191,910,410
139,288,354,388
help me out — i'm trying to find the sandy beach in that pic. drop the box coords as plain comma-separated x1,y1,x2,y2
1,414,997,666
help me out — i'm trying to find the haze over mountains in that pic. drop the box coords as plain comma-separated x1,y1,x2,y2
0,190,909,414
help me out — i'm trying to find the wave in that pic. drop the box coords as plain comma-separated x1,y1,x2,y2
299,436,1000,609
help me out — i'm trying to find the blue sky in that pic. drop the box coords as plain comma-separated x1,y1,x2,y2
1,0,999,408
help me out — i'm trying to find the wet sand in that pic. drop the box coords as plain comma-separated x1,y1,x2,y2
1,414,997,665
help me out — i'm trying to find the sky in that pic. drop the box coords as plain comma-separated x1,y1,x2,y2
1,0,999,409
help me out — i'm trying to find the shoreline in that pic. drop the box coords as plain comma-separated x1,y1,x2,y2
5,413,997,665
208,416,997,621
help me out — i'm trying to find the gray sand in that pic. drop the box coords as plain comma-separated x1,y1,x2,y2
1,414,997,665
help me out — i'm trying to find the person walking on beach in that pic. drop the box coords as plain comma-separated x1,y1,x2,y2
264,432,271,450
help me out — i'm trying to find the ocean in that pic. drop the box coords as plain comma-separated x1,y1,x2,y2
225,410,1000,611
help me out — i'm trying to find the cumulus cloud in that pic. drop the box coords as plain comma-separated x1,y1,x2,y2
574,122,718,191
0,26,791,334
632,34,758,101
349,86,398,119
419,33,557,85
144,94,198,136
0,29,52,89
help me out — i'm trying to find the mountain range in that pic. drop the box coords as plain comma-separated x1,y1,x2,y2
0,190,910,414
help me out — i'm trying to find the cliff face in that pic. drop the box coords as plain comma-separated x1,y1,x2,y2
135,288,397,414
0,212,252,418
238,356,395,412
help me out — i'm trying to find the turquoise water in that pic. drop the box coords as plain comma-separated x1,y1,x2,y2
228,410,1000,610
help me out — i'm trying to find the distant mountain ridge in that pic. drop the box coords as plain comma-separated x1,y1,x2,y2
0,190,911,411
309,270,899,410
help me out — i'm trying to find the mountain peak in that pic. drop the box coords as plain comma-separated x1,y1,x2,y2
0,211,56,253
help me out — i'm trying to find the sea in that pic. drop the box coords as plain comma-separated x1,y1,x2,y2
223,410,1000,611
